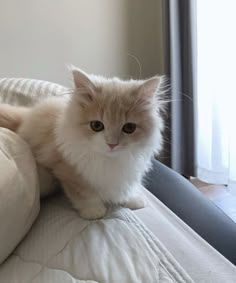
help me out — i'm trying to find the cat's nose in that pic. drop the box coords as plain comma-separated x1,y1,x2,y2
108,143,119,149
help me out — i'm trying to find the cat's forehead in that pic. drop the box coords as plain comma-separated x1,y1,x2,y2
92,92,133,121
77,76,153,122
79,92,137,124
85,95,148,126
96,78,140,96
93,78,140,108
96,93,134,121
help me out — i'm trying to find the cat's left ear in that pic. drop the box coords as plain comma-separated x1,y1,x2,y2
138,76,162,98
71,66,96,106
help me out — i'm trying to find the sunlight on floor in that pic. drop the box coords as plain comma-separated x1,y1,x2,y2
190,178,236,223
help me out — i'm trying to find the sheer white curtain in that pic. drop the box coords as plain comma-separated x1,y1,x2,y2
196,0,236,194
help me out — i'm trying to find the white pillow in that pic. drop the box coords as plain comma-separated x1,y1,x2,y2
0,78,68,106
0,78,65,263
0,128,40,264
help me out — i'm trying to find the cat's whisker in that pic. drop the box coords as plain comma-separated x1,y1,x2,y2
127,53,142,80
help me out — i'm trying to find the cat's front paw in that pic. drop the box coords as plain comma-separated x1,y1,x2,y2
125,195,146,210
79,203,107,220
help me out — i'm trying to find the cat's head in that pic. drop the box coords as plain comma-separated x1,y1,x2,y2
64,67,165,157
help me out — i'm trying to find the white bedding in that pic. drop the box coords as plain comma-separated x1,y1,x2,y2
1,190,236,283
0,128,39,264
0,78,68,106
0,194,194,283
136,190,236,282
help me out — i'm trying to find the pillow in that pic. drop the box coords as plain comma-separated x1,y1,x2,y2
0,128,40,264
0,78,66,262
0,78,68,106
0,78,64,199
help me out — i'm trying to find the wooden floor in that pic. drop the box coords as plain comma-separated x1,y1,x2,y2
190,178,236,223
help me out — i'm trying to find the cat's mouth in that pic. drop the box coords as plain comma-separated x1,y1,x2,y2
108,148,119,154
106,146,122,156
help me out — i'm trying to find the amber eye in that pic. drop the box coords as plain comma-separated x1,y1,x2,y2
122,123,136,134
90,121,104,132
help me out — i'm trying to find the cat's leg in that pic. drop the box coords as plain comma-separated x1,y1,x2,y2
38,165,59,198
61,179,107,220
123,184,147,210
72,194,107,220
53,162,106,220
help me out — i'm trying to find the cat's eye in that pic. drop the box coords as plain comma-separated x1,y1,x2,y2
90,120,104,132
122,123,136,134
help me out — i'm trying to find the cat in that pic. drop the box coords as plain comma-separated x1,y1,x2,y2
0,67,164,220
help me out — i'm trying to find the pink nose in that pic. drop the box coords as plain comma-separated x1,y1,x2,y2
108,143,118,149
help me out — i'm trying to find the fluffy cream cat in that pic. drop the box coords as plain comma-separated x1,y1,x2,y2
0,68,164,219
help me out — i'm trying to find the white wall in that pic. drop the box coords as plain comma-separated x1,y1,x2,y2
0,0,164,86
126,0,164,78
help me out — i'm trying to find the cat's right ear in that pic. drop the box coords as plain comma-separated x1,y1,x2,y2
70,66,96,107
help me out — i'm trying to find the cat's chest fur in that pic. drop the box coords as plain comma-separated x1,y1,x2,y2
75,150,150,203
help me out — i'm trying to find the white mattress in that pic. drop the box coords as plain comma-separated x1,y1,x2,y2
0,189,235,283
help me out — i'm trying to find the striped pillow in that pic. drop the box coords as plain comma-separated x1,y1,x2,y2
0,78,69,106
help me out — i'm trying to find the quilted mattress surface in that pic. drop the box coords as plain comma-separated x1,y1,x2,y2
1,191,236,283
0,194,194,283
